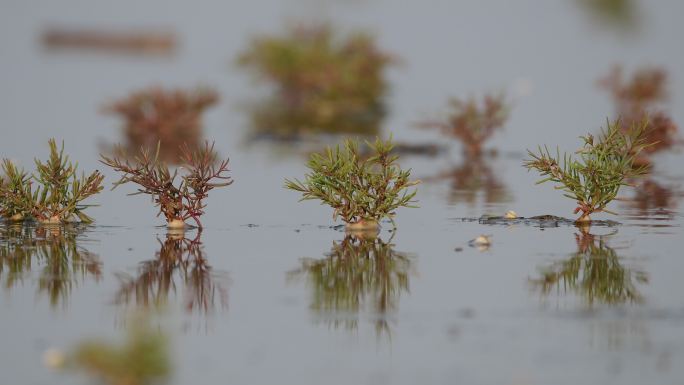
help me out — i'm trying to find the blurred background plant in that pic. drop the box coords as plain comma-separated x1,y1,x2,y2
57,316,171,385
599,66,678,161
104,86,219,163
530,230,647,306
0,224,101,309
238,23,395,139
0,140,103,224
114,233,229,315
577,0,639,30
287,234,414,338
42,27,176,56
418,92,510,157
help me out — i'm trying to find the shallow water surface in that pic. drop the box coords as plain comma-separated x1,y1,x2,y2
1,1,684,384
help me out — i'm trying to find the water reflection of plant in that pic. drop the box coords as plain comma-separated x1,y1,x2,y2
238,23,394,139
425,156,510,206
530,231,647,306
114,233,228,315
0,224,101,308
288,235,414,336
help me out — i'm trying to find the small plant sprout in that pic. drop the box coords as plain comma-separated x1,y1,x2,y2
420,93,509,157
285,137,419,231
100,141,232,229
1,140,104,224
524,119,651,223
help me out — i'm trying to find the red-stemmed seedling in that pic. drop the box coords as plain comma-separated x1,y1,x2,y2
100,141,232,229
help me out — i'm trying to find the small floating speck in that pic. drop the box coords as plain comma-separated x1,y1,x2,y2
468,235,492,251
42,348,66,369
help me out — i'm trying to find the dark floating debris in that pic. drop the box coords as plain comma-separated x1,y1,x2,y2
42,28,176,55
390,143,447,157
476,215,620,228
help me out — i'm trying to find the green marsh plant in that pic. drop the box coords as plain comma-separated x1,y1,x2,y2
114,233,229,315
100,141,232,229
524,119,650,223
0,139,104,223
285,137,419,231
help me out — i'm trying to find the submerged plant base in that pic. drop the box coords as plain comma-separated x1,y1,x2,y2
575,213,592,223
345,220,380,231
166,219,186,230
39,216,62,225
345,220,380,239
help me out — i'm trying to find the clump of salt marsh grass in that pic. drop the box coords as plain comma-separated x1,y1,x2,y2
285,137,419,231
524,119,650,223
0,139,104,223
100,141,232,229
